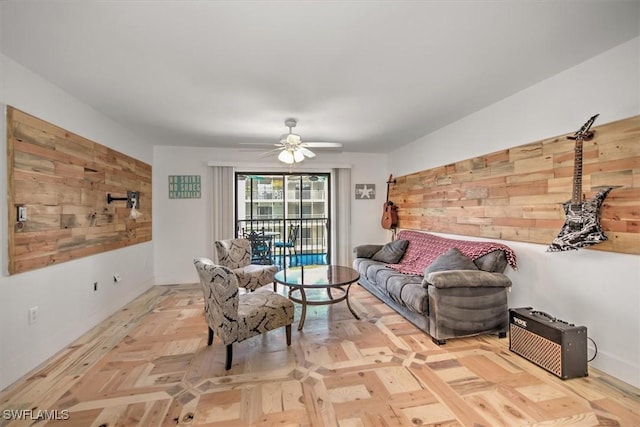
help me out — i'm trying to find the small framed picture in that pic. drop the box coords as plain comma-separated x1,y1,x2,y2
355,184,376,199
168,175,201,199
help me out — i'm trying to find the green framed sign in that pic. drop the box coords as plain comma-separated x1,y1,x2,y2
169,175,201,199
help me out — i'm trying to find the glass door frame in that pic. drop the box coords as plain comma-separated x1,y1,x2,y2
234,172,332,267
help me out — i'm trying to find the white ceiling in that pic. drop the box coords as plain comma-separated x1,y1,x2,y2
1,1,639,154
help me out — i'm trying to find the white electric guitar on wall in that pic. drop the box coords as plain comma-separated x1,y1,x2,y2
547,114,612,252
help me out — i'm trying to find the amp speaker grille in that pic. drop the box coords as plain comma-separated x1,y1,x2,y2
510,324,562,377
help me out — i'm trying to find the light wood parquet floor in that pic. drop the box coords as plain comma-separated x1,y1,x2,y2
1,283,639,427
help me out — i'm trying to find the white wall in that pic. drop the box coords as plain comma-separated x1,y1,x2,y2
0,54,155,390
152,147,389,285
389,38,640,388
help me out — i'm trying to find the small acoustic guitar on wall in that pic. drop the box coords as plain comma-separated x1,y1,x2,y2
381,174,398,229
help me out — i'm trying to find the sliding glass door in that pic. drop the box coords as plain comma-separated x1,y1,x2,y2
235,173,331,268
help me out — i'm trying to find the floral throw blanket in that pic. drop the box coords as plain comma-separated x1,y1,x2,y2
386,230,518,275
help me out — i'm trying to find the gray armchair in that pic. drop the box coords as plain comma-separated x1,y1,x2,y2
193,258,294,370
214,238,279,291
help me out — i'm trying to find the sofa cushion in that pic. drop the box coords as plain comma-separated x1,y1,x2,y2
357,259,390,284
353,244,384,259
424,247,478,275
372,240,409,263
395,281,429,314
474,250,508,273
373,269,426,313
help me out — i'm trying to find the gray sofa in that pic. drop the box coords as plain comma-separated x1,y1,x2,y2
353,230,516,345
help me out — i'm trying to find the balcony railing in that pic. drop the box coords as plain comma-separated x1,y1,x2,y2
245,189,325,201
236,218,330,269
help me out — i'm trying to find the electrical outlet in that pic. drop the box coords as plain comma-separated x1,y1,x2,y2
28,306,38,324
94,282,98,291
113,274,121,283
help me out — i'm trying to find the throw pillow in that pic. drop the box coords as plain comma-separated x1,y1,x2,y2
424,247,478,275
372,240,409,264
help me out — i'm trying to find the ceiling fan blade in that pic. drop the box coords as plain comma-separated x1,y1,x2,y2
239,146,283,152
299,146,316,158
239,142,281,147
301,142,342,148
253,147,286,158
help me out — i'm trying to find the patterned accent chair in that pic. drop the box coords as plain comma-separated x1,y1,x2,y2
214,238,279,291
194,258,294,370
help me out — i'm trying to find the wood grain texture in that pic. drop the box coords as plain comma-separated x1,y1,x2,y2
6,107,152,274
390,115,640,254
0,283,638,426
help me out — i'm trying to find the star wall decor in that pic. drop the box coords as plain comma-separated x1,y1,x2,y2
355,184,376,199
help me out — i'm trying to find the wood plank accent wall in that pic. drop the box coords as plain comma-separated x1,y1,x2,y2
6,107,152,275
390,115,640,255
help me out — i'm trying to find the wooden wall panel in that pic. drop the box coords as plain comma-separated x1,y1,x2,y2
6,107,152,274
390,115,640,255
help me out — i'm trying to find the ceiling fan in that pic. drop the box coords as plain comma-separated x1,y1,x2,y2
253,119,342,164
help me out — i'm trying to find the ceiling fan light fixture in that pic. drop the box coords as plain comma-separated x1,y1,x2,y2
293,149,305,163
278,149,295,164
271,118,340,164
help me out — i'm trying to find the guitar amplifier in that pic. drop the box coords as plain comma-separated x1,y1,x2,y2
509,307,588,379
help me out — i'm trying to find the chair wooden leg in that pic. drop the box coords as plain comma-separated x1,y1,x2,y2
207,327,214,345
225,344,233,370
286,324,292,346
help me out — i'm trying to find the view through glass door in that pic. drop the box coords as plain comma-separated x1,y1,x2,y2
235,173,331,269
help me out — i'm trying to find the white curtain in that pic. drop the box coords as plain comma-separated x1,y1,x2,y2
211,166,235,261
332,167,351,266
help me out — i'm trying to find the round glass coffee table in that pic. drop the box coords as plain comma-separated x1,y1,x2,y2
274,265,360,330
